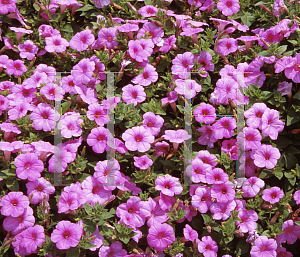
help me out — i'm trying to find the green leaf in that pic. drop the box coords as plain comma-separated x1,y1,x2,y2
156,59,171,72
62,24,73,33
273,170,283,180
76,4,95,12
257,51,273,57
61,101,71,115
277,45,288,54
84,203,93,215
33,3,40,11
66,247,80,257
283,152,298,169
119,234,131,244
241,12,256,27
236,240,250,256
287,110,300,126
295,221,300,227
293,90,300,100
6,179,19,191
81,242,97,249
83,220,96,236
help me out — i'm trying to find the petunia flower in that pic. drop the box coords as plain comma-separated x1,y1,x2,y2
94,27,118,50
0,191,29,217
59,112,83,139
197,236,218,257
139,5,158,17
142,112,164,136
188,158,212,183
212,117,237,140
193,103,216,124
217,0,240,16
196,125,218,148
210,200,236,220
155,174,183,196
137,22,164,45
51,220,82,250
45,35,69,53
122,126,154,152
159,35,177,53
217,37,238,56
147,222,175,252
0,0,17,14
211,181,236,203
171,52,194,79
162,129,192,152
18,40,38,60
133,155,153,170
98,241,127,257
30,103,58,132
122,84,146,106
15,152,44,181
131,64,158,86
276,219,300,245
153,141,170,157
262,186,284,204
191,186,212,214
245,103,268,130
183,224,198,242
71,58,95,85
5,60,27,77
26,178,55,204
9,27,33,41
261,108,285,140
251,144,281,169
86,103,109,126
205,168,228,185
294,190,300,204
236,209,258,233
242,177,265,198
69,30,95,51
174,79,202,99
237,127,262,151
250,236,277,257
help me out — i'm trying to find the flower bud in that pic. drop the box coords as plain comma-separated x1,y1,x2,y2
261,204,273,210
270,211,280,225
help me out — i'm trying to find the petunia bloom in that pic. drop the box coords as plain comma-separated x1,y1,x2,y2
250,236,277,257
0,192,29,217
262,186,284,204
155,174,183,196
251,144,281,169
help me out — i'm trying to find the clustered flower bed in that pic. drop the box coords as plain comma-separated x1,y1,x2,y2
0,0,300,256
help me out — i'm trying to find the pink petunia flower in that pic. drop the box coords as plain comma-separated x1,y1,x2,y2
122,126,154,152
45,35,69,53
294,190,300,204
59,112,83,139
211,181,236,203
276,219,300,245
133,155,153,170
94,27,118,50
171,52,194,79
262,186,284,204
197,236,218,257
30,103,58,132
217,0,240,16
26,178,55,204
0,192,29,217
98,241,127,257
210,200,236,220
6,60,27,77
250,236,277,257
138,5,158,17
142,112,164,136
212,116,237,140
87,127,111,154
15,152,44,181
193,103,216,124
69,30,95,51
159,35,177,53
155,174,183,196
217,38,238,56
245,103,268,130
131,64,158,86
116,196,145,228
175,79,202,99
251,144,281,169
18,40,38,60
191,186,212,213
205,168,229,185
0,0,17,14
277,81,292,99
51,220,82,250
86,103,109,126
261,108,285,140
137,22,164,45
188,158,212,183
40,82,65,101
196,125,218,148
71,58,95,85
147,222,175,252
183,224,198,242
162,129,192,152
153,141,170,157
236,209,258,233
122,84,146,106
242,177,265,198
237,127,262,151
196,150,218,167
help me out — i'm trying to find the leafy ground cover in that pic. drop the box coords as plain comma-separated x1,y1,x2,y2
0,0,300,256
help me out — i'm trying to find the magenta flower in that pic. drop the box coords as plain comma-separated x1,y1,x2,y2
0,0,17,14
69,30,95,51
172,52,194,79
277,81,292,98
191,186,212,214
45,35,69,53
3,206,35,235
242,177,265,198
98,241,127,257
0,191,29,217
122,84,146,106
9,27,33,41
133,155,153,170
71,58,95,85
128,40,148,62
17,225,45,254
59,113,83,139
196,150,218,167
237,127,262,151
122,126,154,152
116,196,145,228
206,168,229,185
183,224,198,242
197,236,218,257
30,103,58,132
139,5,158,17
210,200,236,220
217,0,240,16
155,174,183,196
94,27,118,50
211,181,236,203
251,144,281,169
86,103,109,126
82,176,112,207
153,141,170,157
194,103,216,124
283,53,300,83
276,220,300,245
26,178,55,204
196,125,218,148
147,222,175,252
294,190,300,204
51,220,82,250
6,60,27,77
137,22,164,45
262,186,284,204
250,236,277,257
159,35,177,53
245,103,268,130
212,117,237,140
15,152,44,181
175,79,202,99
40,82,64,101
261,108,285,140
18,40,38,60
163,129,192,144
189,158,212,183
140,197,169,227
131,64,158,86
87,127,111,154
142,111,164,136
217,38,238,56
236,209,258,233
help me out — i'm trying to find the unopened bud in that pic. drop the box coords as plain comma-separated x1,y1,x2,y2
127,2,137,13
207,226,211,233
261,204,273,210
260,4,272,14
270,211,280,225
29,193,34,202
234,230,244,237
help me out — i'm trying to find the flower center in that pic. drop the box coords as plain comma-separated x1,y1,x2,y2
223,122,229,129
265,154,270,160
15,64,20,70
97,135,105,141
194,168,202,174
271,193,277,199
226,43,232,49
201,196,207,201
222,189,227,194
256,112,262,118
54,40,60,46
246,135,253,141
157,232,164,239
165,184,171,189
128,207,134,213
205,245,212,251
95,111,102,118
81,37,87,44
36,185,44,191
107,36,112,42
11,200,18,206
215,175,220,181
182,61,189,68
25,46,32,52
68,81,74,87
143,72,149,79
24,163,30,169
42,112,49,119
202,110,209,115
49,89,55,96
147,122,153,127
135,134,142,142
132,91,138,98
63,231,70,239
92,185,99,194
